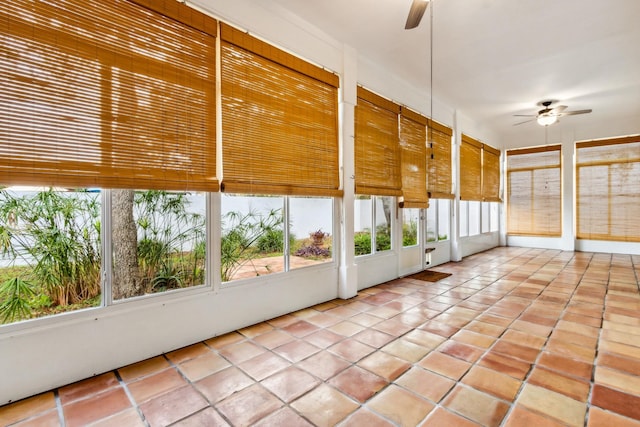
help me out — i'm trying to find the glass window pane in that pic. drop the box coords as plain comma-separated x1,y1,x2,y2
576,140,640,241
0,187,101,324
375,196,393,252
481,202,490,233
402,208,419,247
113,190,206,299
290,197,333,267
355,195,373,256
490,202,500,232
459,200,469,237
469,201,481,236
426,201,437,243
438,199,450,241
220,194,284,282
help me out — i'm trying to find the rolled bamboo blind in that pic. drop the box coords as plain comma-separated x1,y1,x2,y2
399,107,428,208
482,144,502,202
220,24,341,196
506,145,562,237
355,87,402,196
576,136,640,242
0,0,218,191
426,119,453,199
460,135,483,200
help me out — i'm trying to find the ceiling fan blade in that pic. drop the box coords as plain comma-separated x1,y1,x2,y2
558,109,593,116
513,119,535,126
551,105,568,113
405,0,429,29
513,114,536,117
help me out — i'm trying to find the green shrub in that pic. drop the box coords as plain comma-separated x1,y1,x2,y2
151,261,183,292
256,228,296,254
0,188,101,307
375,225,391,251
354,231,371,255
134,190,205,290
220,208,284,281
0,277,35,323
402,220,418,246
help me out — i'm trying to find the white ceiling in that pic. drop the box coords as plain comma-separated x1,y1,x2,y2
267,0,640,145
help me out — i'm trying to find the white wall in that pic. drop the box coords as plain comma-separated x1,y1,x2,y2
460,233,501,258
1,266,338,404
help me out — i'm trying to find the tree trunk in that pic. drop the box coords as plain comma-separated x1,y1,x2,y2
112,189,143,299
381,197,393,226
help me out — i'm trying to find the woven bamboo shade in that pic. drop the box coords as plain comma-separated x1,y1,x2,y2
460,135,483,201
355,87,402,196
426,120,453,199
0,0,218,191
576,136,640,242
482,144,502,202
506,145,562,237
220,24,341,196
399,107,428,208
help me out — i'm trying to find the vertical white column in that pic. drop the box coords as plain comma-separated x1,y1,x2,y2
561,131,576,251
499,151,508,247
211,27,222,292
450,110,463,261
338,45,358,299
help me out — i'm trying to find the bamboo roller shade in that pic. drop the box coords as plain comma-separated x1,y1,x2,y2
460,135,483,201
355,87,402,196
482,144,501,202
506,145,562,237
460,134,501,202
426,119,453,199
220,24,341,197
0,0,218,191
399,107,428,208
576,136,640,242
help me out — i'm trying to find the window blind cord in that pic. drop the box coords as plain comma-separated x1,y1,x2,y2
429,0,434,171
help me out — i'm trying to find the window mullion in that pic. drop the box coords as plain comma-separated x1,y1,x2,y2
284,196,290,272
101,190,113,306
371,197,377,254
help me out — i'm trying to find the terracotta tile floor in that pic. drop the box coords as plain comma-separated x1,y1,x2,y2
2,247,640,426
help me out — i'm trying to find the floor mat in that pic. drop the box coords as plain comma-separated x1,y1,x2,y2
404,270,452,282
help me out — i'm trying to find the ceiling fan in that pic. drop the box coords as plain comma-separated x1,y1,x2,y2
405,0,429,29
514,100,592,126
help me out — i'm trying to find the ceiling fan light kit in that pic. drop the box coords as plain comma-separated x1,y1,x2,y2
537,114,558,126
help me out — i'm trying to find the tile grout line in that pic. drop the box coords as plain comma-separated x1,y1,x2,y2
346,269,480,426
498,250,597,427
470,250,586,424
301,254,519,426
113,369,150,427
584,253,613,427
481,249,570,425
162,348,237,426
407,247,548,426
54,389,66,427
433,248,553,425
204,310,366,426
209,247,552,423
